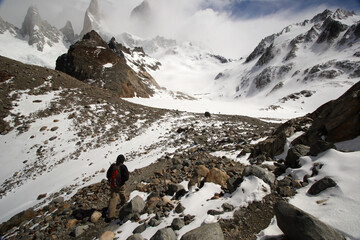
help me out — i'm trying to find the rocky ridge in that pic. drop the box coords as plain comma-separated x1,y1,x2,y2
56,30,160,98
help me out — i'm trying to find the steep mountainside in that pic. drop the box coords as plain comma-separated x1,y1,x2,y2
56,31,160,98
213,9,360,110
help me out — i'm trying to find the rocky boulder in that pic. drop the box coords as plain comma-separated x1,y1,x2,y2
188,165,209,189
180,223,224,240
150,227,176,240
285,144,310,168
242,165,276,187
307,177,337,195
56,30,159,98
119,195,146,222
275,201,345,240
204,168,230,188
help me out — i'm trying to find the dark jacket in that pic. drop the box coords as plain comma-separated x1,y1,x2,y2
106,163,129,186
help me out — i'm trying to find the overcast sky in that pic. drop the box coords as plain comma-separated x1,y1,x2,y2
0,0,359,58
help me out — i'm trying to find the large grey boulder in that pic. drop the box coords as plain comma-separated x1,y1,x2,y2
180,223,224,240
242,165,276,187
119,195,145,222
150,227,176,240
285,144,310,168
275,201,345,240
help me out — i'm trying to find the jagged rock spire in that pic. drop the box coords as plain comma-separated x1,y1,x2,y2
20,5,61,51
130,0,152,21
60,21,76,44
80,0,101,37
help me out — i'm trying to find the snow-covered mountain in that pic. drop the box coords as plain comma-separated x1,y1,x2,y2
0,6,70,68
211,9,360,111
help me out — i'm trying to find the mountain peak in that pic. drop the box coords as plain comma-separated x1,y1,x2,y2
60,20,76,44
20,5,62,51
130,0,152,22
21,5,42,36
80,0,101,37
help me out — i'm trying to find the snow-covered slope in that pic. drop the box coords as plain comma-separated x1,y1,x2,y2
214,9,360,111
127,9,360,120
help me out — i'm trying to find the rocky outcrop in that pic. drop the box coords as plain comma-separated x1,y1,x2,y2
294,80,360,144
56,30,159,98
317,17,348,44
275,201,345,240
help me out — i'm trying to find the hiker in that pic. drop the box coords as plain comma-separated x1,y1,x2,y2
106,154,129,220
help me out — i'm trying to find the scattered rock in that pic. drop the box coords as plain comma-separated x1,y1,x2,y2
90,210,102,223
222,203,235,212
119,195,146,222
99,231,115,240
275,201,345,240
307,177,337,195
242,165,275,187
204,168,230,188
127,234,144,240
66,219,77,230
171,218,185,230
150,227,176,240
174,203,185,214
74,225,90,237
285,144,310,168
37,193,47,200
180,223,224,240
133,223,147,234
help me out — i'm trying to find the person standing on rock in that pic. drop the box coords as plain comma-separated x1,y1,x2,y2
106,154,129,220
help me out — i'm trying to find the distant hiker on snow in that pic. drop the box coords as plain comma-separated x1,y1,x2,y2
106,154,129,220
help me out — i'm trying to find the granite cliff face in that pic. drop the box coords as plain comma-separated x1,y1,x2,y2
56,31,159,98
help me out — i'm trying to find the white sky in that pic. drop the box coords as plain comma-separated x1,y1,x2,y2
0,0,353,58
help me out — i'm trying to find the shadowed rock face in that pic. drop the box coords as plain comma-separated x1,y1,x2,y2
56,30,158,98
275,201,345,240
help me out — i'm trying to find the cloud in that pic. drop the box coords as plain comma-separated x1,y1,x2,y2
0,0,358,58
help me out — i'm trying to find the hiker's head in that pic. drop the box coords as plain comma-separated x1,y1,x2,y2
116,154,125,165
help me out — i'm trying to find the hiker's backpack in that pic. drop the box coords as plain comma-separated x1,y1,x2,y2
108,164,122,188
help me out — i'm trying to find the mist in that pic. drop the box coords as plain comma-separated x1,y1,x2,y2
0,0,356,58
